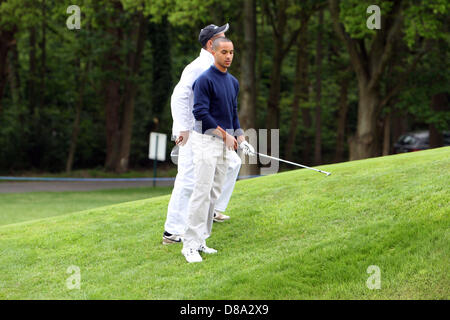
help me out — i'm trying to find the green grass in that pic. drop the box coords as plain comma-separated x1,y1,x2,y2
0,147,449,299
0,187,173,226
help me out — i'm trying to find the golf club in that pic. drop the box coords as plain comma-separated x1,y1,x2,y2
250,151,331,176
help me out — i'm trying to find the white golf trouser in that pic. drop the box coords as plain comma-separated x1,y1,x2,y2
183,131,233,251
215,147,241,213
164,132,241,235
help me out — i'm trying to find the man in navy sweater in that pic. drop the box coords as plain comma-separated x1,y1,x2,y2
181,37,255,263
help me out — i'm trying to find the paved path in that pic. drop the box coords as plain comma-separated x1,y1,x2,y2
0,175,260,193
0,180,174,193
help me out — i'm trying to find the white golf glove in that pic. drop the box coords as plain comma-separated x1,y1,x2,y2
239,140,255,156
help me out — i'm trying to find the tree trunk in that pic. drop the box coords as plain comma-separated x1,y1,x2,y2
334,75,350,162
103,1,124,171
28,26,37,115
349,84,380,160
238,0,258,176
285,13,309,161
382,112,391,156
66,59,86,173
255,9,264,111
239,0,257,131
66,93,83,173
7,39,20,107
0,27,16,114
429,92,448,148
330,0,406,160
263,0,302,155
115,13,147,173
301,105,313,165
391,110,409,148
148,16,172,116
27,25,41,168
314,8,324,165
104,79,122,171
266,43,283,132
39,0,46,109
103,30,123,171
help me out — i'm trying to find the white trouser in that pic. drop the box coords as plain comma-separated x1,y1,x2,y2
164,131,241,235
183,131,233,250
215,147,241,213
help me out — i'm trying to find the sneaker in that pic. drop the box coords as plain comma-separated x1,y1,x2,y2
182,248,203,263
213,212,230,223
198,244,217,254
162,231,182,245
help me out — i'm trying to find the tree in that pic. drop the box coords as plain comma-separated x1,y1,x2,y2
394,35,449,146
28,26,37,114
102,0,124,171
39,0,47,110
329,0,447,160
314,8,324,165
263,0,303,134
66,58,87,173
98,0,152,172
0,25,16,115
238,0,258,176
115,11,148,173
7,39,21,108
285,10,310,162
334,69,351,162
429,93,448,148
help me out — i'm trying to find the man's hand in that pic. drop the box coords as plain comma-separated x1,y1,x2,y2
238,138,255,156
215,126,237,150
175,130,189,146
224,133,238,151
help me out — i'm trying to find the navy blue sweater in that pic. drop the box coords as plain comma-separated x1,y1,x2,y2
192,65,243,136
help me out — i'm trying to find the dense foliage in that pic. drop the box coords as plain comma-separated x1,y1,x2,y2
0,0,448,173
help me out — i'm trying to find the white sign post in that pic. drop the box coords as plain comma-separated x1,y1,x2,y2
149,132,167,186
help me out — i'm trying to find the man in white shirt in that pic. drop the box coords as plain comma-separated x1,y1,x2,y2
163,23,242,245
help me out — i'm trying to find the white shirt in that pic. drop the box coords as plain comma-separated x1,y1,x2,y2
171,49,214,137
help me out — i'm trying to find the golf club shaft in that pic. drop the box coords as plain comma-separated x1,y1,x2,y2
253,152,331,176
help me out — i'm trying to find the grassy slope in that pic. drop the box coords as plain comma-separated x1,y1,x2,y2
0,147,448,299
0,187,173,226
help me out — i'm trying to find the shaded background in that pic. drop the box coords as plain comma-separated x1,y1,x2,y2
0,0,448,176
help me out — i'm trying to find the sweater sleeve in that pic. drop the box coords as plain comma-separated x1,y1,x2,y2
192,77,218,132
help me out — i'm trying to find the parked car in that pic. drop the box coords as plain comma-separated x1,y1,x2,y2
393,130,450,153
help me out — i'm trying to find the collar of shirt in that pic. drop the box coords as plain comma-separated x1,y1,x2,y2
210,64,228,76
199,48,214,66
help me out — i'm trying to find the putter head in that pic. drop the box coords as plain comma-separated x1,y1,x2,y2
326,172,331,176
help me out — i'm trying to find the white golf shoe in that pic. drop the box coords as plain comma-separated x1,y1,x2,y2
198,244,217,254
182,248,203,263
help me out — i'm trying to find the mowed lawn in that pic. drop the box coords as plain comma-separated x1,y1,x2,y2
0,187,173,226
0,147,449,299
